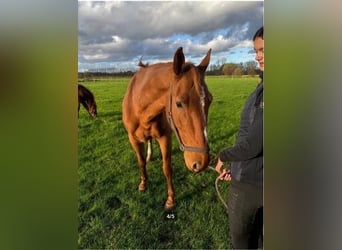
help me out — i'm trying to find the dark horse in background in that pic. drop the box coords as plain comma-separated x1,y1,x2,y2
78,84,97,118
122,47,212,209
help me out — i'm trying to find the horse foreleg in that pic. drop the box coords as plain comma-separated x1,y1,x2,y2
146,139,153,162
156,135,175,209
128,135,148,191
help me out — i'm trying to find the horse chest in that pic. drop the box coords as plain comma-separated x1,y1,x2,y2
134,112,168,141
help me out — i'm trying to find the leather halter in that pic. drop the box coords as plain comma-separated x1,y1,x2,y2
167,82,209,153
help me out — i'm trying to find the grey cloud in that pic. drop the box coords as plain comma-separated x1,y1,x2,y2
78,1,263,71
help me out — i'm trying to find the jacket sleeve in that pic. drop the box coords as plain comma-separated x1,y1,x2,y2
219,107,263,162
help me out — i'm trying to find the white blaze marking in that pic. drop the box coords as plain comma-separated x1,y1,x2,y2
201,85,208,143
204,128,208,141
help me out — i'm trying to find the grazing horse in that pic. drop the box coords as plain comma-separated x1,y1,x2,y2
78,84,97,118
122,47,212,209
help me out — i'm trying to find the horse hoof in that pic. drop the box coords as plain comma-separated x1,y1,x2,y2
138,184,146,191
164,202,175,210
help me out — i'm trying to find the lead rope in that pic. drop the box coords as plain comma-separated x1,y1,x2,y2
208,166,228,211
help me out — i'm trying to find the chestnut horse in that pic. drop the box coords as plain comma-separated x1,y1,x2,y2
122,47,212,209
78,84,97,118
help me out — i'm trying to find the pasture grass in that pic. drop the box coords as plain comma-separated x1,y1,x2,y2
78,76,260,249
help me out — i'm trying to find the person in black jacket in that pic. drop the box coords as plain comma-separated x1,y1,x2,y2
215,26,264,249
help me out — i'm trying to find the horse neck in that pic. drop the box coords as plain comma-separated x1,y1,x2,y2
141,64,173,106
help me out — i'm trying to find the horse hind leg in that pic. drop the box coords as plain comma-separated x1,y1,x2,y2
128,135,148,191
146,139,153,162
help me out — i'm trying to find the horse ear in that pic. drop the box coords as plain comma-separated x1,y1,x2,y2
198,48,212,72
173,47,185,76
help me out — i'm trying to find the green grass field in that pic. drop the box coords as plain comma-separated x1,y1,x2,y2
78,76,259,249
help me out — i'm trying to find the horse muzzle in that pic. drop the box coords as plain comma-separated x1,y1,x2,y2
184,151,210,173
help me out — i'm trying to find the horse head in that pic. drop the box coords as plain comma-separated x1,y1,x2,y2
78,84,98,118
169,47,212,173
88,102,97,118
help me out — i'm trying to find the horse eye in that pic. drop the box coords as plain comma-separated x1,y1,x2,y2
176,101,183,108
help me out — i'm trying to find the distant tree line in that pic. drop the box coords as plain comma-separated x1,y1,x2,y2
207,60,261,76
78,60,260,80
78,71,135,81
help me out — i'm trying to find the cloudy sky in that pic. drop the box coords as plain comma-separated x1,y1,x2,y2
78,1,263,72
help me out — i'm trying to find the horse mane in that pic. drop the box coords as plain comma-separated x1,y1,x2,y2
138,57,149,67
181,62,194,74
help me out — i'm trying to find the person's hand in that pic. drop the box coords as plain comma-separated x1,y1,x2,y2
214,157,231,181
218,168,231,181
215,157,224,173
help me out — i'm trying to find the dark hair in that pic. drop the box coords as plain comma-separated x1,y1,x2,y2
253,26,263,41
